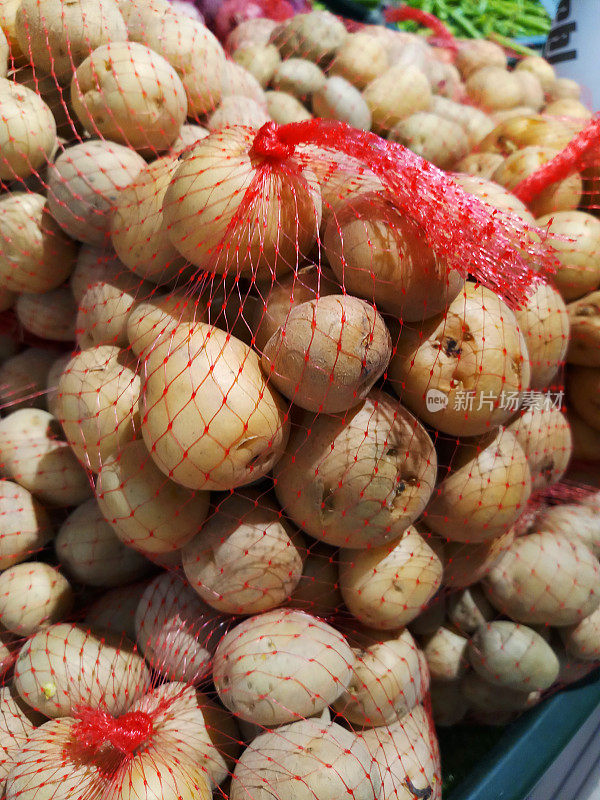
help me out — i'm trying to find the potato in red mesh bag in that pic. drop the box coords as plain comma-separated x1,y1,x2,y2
0,480,52,571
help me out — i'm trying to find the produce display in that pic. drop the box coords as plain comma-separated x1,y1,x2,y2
0,2,599,799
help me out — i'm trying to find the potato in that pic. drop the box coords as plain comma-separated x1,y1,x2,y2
339,526,443,630
567,290,600,365
214,609,354,725
288,542,342,616
270,10,347,65
14,63,80,135
483,531,600,626
183,492,304,615
14,622,150,717
227,18,278,53
220,59,267,108
0,684,43,788
545,98,592,119
493,146,582,217
116,0,170,41
555,643,598,685
514,56,554,90
514,69,544,112
426,429,531,543
390,112,468,169
330,32,389,89
451,173,534,220
272,58,325,99
96,440,209,556
164,126,321,278
430,96,494,147
466,66,523,111
15,0,127,83
560,606,600,661
515,281,569,389
85,581,148,641
0,481,52,570
15,286,76,342
507,402,572,491
233,44,280,88
207,95,270,131
430,680,468,727
567,366,600,431
421,626,469,684
274,391,436,549
127,292,201,358
56,498,151,587
492,105,537,123
262,294,391,413
70,245,124,302
442,529,515,588
455,39,507,78
536,211,600,301
265,90,312,124
447,586,495,635
461,670,541,714
0,562,72,636
478,114,578,155
0,79,57,180
363,64,431,135
0,408,92,506
170,123,210,153
312,76,371,131
0,192,77,294
231,717,377,800
388,283,531,436
71,42,187,154
141,322,289,490
533,502,600,558
0,347,56,410
548,77,581,101
56,345,141,472
568,408,600,462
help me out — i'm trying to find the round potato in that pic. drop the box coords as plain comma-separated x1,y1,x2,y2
425,428,531,543
14,622,150,718
567,290,600,365
484,531,600,625
56,345,141,473
0,408,92,507
127,292,200,358
164,126,321,278
0,562,73,636
515,56,555,90
0,347,56,410
84,581,148,642
339,526,444,630
213,609,355,725
273,58,325,99
55,498,151,587
15,286,77,342
324,191,464,321
220,60,267,108
141,321,289,491
135,572,223,684
96,440,210,555
514,69,544,111
70,245,126,303
48,140,146,246
548,77,580,101
390,112,469,169
183,492,305,615
536,210,600,301
388,283,531,436
0,192,77,294
270,10,347,65
466,66,523,111
0,480,52,570
532,502,600,558
274,391,437,549
363,64,432,135
233,44,280,88
431,96,495,148
442,530,515,588
545,98,591,119
0,79,57,180
15,0,127,83
507,401,572,491
330,32,389,89
455,39,507,78
265,90,312,124
560,606,600,662
312,76,371,131
456,152,505,179
207,95,270,131
447,586,495,635
422,626,469,683
567,366,600,431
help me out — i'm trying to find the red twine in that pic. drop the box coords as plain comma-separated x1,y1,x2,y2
73,708,153,756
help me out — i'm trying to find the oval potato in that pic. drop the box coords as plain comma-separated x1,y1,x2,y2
0,562,73,636
0,481,52,571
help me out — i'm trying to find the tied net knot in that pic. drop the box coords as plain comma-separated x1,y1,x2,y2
73,708,153,756
250,121,296,161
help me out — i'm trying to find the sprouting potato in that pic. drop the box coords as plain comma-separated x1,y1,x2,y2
455,152,505,179
507,401,572,491
560,606,600,661
339,526,444,630
466,66,523,111
270,10,347,65
447,586,495,636
14,622,150,717
483,531,600,626
363,64,432,135
536,210,600,301
567,366,600,431
272,57,325,99
213,609,355,725
233,44,281,88
0,481,52,571
455,39,507,78
207,95,270,131
0,562,73,636
274,391,437,549
0,347,57,410
533,502,600,558
441,531,515,588
265,90,312,124
183,491,305,615
567,290,600,365
0,79,57,180
15,286,77,342
312,76,371,131
330,32,389,89
390,112,468,169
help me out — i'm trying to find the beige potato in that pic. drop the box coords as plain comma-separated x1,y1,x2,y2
442,530,515,588
0,684,43,788
312,76,371,131
84,581,149,641
262,294,391,413
0,481,52,570
548,77,581,101
14,622,150,717
421,626,469,684
324,191,464,321
48,140,146,246
15,286,77,342
97,440,210,556
214,609,355,725
233,44,280,88
15,0,127,83
567,290,600,365
0,79,57,180
0,192,77,294
183,492,304,615
484,530,600,625
515,280,569,389
273,57,325,99
270,10,347,65
265,90,312,124
170,123,210,153
426,429,531,543
478,114,578,155
560,606,600,661
455,39,507,78
390,112,468,169
568,408,600,462
507,402,572,491
70,245,125,302
330,32,388,89
430,96,494,147
0,347,56,410
165,126,321,278
339,527,444,630
226,18,278,53
127,292,201,358
56,345,141,472
274,391,436,549
466,66,523,111
363,64,432,134
207,95,270,131
514,70,544,112
515,56,555,91
493,146,582,217
55,498,151,586
532,502,600,558
461,670,541,715
135,572,222,684
447,586,495,635
0,562,73,636
141,322,289,490
220,59,267,108
568,366,600,431
388,283,531,436
451,173,534,220
0,408,92,507
536,210,600,301
15,63,80,136
545,98,591,119
116,0,171,40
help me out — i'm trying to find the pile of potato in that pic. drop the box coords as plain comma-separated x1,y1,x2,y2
0,1,600,798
